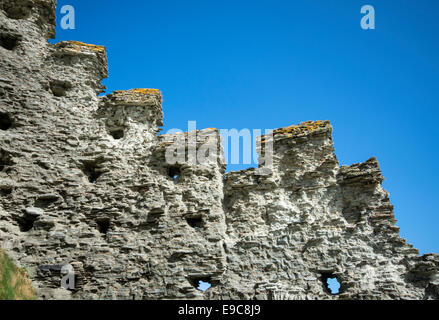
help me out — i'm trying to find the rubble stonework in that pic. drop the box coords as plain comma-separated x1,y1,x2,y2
0,0,438,300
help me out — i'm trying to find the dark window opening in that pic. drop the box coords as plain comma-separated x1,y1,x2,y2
169,252,187,263
18,215,38,232
109,129,124,140
167,165,181,180
35,194,59,209
129,185,148,193
50,80,71,97
0,112,13,130
34,199,54,209
96,218,110,234
0,187,12,197
186,216,204,230
321,273,341,295
0,150,13,172
3,1,33,20
189,276,212,292
35,159,50,170
81,160,103,183
58,190,68,201
0,33,20,51
145,209,165,229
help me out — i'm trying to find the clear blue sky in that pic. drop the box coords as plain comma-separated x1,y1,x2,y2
51,0,438,255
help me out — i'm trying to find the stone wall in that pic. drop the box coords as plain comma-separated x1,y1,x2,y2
0,0,438,300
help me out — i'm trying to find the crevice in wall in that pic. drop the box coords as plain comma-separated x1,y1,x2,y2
109,129,124,140
168,252,188,263
81,160,104,183
129,185,149,193
0,32,20,51
34,199,54,209
0,149,13,173
49,80,72,97
35,194,59,209
186,215,204,230
17,215,38,232
167,165,181,181
96,218,110,234
0,187,12,197
0,112,13,130
145,208,165,230
35,159,50,170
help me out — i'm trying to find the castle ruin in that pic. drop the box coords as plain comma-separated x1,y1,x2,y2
0,0,438,300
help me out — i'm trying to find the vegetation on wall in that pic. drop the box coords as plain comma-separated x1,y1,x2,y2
0,249,35,300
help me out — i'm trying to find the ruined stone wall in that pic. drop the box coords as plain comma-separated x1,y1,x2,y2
0,0,438,300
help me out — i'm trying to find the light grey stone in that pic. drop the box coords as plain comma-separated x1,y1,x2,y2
25,207,44,217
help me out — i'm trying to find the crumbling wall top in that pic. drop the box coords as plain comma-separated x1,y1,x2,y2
108,88,163,106
260,120,331,145
59,41,107,54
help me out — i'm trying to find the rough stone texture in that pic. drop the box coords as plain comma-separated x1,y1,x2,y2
0,0,438,300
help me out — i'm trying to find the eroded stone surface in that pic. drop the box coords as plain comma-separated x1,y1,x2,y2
0,0,438,300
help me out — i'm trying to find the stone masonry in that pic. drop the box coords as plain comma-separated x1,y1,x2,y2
0,0,438,300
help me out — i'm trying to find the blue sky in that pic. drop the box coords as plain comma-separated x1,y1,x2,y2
51,0,438,255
